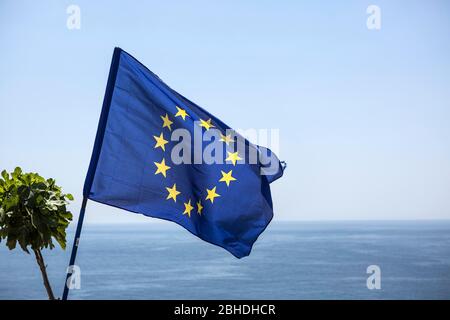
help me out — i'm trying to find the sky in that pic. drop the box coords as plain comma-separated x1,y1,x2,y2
1,0,449,223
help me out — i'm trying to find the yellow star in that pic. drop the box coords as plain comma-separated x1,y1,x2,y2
154,158,171,177
166,183,180,202
175,106,189,120
219,133,235,145
153,132,169,151
205,186,220,204
199,118,215,130
161,113,173,131
196,200,203,215
183,199,194,218
219,170,236,187
225,151,242,166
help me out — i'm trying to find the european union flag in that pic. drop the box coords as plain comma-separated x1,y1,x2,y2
84,48,284,258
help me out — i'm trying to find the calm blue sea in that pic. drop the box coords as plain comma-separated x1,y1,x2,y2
1,221,450,300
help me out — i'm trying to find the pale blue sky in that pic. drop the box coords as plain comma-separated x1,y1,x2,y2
1,0,449,222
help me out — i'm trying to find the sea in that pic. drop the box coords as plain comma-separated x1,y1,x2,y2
1,221,450,300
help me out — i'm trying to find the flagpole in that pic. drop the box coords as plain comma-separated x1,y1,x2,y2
60,49,121,300
61,196,88,300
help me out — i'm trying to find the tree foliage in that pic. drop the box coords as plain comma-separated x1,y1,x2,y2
0,167,73,253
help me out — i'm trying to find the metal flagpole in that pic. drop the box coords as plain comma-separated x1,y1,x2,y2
61,196,88,300
60,48,120,300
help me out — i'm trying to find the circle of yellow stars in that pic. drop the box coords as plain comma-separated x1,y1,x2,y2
152,105,240,218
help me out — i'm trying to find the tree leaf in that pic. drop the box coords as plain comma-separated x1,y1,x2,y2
65,194,74,201
12,167,22,179
1,170,8,181
6,237,17,250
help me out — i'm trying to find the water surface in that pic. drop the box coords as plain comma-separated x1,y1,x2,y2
1,221,449,299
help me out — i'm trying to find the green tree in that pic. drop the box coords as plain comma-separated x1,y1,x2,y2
0,167,73,300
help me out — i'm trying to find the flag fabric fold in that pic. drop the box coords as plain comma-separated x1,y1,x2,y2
83,48,284,258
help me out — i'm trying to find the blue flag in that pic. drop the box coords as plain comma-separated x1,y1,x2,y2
84,48,284,258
